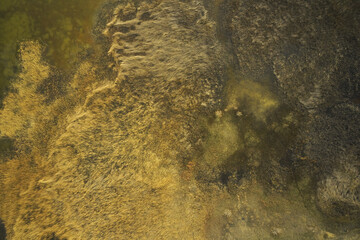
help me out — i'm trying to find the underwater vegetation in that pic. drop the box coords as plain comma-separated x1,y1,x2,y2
0,0,106,106
0,0,359,239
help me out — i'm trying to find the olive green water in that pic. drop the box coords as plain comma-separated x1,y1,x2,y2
0,0,105,105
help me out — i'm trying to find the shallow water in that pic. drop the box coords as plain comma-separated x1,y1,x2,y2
0,0,359,239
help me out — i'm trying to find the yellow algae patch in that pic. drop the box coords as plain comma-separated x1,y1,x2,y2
198,70,281,168
0,42,49,139
244,129,261,148
201,113,242,168
225,78,279,122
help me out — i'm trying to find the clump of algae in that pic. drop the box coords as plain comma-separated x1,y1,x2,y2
202,113,240,168
0,41,104,238
0,42,49,140
194,65,308,210
224,74,279,122
0,0,107,105
0,42,97,155
199,67,281,169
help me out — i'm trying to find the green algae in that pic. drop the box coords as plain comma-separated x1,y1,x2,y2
198,65,303,184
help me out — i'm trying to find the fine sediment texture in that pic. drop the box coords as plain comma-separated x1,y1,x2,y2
0,0,359,239
227,0,360,227
1,1,226,239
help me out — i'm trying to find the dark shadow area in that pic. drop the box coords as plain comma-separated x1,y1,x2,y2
0,219,6,240
0,136,15,163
